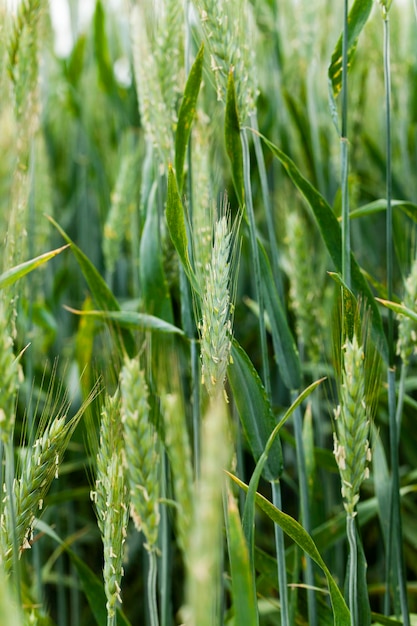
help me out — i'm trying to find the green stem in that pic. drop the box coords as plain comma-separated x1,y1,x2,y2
387,367,410,624
159,452,172,626
384,13,394,366
293,401,317,626
183,7,201,476
271,480,289,626
395,363,407,431
5,437,21,607
347,514,358,626
383,12,410,624
341,0,351,289
147,549,159,626
241,128,271,398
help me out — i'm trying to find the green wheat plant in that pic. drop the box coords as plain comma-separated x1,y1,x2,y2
0,0,417,624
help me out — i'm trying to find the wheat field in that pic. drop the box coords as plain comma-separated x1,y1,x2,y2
0,1,417,624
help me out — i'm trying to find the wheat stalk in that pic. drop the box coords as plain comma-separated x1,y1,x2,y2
285,210,324,363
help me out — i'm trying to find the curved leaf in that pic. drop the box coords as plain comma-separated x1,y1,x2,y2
175,43,204,193
166,166,200,294
229,474,350,626
328,0,374,99
376,298,417,323
140,182,174,323
253,130,388,360
64,306,185,336
225,71,245,207
349,199,417,222
239,379,324,576
47,215,135,357
0,245,69,290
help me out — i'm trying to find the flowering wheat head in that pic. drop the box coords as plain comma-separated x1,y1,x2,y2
120,357,160,552
161,392,193,557
199,206,238,398
397,255,417,366
130,5,174,167
193,0,258,121
333,334,372,517
93,392,128,620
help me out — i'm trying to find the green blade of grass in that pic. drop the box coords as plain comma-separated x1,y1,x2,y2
166,166,200,294
229,473,350,626
225,491,259,626
175,43,204,194
236,379,324,578
328,0,374,99
253,130,387,359
376,298,417,323
64,306,186,336
0,245,69,289
47,215,135,357
93,0,118,97
228,339,283,483
140,182,174,323
349,199,417,222
225,70,245,207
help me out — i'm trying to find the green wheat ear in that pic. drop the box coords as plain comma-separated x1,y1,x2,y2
93,392,129,621
397,254,417,366
0,296,22,445
333,334,372,517
194,0,259,121
1,380,99,572
199,200,239,399
120,356,160,553
161,392,193,557
129,4,174,167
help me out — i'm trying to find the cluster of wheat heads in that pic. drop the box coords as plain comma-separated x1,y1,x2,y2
1,0,417,625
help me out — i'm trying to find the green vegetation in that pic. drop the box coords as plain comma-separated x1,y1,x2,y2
1,0,417,624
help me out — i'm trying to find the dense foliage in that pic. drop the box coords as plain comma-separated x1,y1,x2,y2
1,1,417,624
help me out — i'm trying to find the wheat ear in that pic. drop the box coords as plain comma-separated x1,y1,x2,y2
1,381,98,573
333,334,372,517
397,254,417,366
199,203,238,398
120,357,160,553
92,391,128,622
160,392,193,557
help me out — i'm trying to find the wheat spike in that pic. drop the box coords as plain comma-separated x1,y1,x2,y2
160,392,193,557
193,0,259,121
93,392,129,620
397,255,417,366
120,357,160,552
199,202,238,398
333,334,371,517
